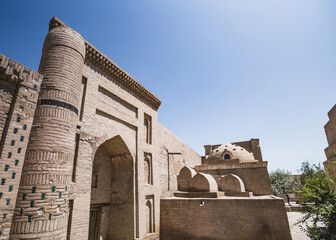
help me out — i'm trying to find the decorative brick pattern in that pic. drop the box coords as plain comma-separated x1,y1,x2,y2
0,54,42,240
10,25,85,239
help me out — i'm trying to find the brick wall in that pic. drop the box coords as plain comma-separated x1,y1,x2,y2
0,54,42,239
157,124,202,198
160,197,292,240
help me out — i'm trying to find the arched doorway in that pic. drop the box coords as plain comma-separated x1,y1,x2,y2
89,136,134,240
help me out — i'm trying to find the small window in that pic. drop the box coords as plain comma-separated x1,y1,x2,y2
13,128,18,134
23,124,27,130
4,165,9,171
11,140,15,146
8,185,13,192
11,172,15,179
15,160,19,166
224,154,230,160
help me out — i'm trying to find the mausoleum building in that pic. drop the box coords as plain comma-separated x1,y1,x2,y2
0,17,291,240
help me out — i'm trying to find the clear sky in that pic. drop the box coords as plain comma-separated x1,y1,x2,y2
1,0,335,173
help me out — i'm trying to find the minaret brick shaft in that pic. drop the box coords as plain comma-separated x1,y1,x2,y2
10,25,85,239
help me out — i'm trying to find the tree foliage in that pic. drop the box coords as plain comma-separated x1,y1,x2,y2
297,162,336,240
269,169,299,197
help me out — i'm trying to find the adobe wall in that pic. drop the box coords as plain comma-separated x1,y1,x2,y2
157,124,202,198
160,197,292,240
324,104,336,178
0,54,42,239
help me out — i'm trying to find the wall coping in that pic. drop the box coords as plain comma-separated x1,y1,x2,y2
195,161,268,171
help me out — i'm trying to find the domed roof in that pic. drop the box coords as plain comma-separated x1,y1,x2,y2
207,143,256,163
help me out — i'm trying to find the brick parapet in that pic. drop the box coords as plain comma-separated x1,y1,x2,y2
195,161,267,171
0,54,43,89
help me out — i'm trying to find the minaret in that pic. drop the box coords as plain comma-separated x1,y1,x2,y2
10,18,85,239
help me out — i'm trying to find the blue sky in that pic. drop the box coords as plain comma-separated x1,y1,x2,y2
1,0,335,173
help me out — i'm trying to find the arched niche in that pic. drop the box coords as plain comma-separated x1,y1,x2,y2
177,166,197,191
89,135,134,240
144,114,152,144
219,174,245,193
144,153,153,185
146,200,153,234
189,173,218,192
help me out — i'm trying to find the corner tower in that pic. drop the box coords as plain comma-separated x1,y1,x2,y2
10,18,85,239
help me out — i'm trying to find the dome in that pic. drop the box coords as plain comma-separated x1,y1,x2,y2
207,143,256,163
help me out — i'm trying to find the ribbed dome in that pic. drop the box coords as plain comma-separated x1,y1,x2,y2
207,143,256,163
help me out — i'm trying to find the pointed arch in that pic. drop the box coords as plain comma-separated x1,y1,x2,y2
89,135,134,240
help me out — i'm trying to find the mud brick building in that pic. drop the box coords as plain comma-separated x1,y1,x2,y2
0,17,291,240
160,140,291,240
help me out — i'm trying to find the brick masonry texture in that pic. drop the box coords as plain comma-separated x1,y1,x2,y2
160,197,292,240
10,26,85,239
0,54,42,240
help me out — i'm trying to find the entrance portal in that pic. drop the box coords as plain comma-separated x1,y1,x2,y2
89,136,134,240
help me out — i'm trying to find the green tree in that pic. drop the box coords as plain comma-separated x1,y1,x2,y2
297,162,336,240
269,169,299,197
